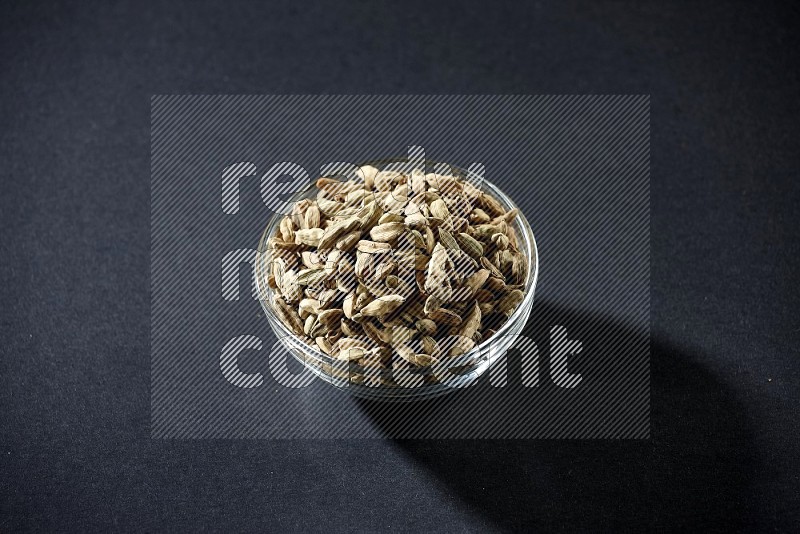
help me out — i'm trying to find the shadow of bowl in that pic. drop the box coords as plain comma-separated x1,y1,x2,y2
353,299,756,530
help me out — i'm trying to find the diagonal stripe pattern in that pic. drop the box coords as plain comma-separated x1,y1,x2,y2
151,95,649,439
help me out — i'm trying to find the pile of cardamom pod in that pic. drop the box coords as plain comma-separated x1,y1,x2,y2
264,165,528,386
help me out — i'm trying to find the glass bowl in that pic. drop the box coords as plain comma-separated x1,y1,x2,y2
255,161,538,401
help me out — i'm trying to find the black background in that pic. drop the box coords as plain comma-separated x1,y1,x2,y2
1,0,799,531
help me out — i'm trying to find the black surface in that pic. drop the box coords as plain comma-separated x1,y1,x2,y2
1,0,799,531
